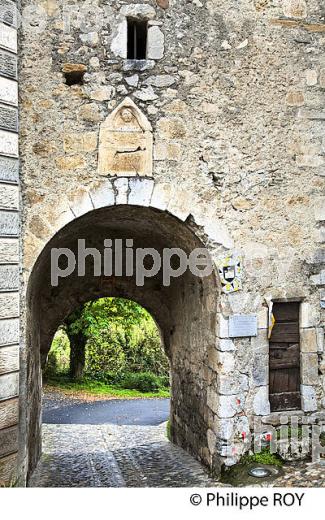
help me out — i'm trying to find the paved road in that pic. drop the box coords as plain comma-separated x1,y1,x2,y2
42,394,170,426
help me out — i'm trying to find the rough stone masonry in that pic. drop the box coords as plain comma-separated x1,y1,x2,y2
0,0,324,485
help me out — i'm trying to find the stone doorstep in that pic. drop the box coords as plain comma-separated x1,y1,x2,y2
261,410,305,426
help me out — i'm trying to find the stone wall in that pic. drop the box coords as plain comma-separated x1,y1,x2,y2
0,0,323,484
0,0,19,485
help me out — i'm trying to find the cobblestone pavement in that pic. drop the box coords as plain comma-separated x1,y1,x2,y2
29,392,325,487
29,422,325,488
29,423,220,487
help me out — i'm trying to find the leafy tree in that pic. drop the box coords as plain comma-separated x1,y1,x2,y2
62,298,164,380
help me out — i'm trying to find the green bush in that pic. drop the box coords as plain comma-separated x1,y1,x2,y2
120,372,162,393
43,329,70,379
85,329,127,379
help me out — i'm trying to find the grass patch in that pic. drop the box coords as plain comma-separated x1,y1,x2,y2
44,375,170,399
241,447,284,467
166,419,172,441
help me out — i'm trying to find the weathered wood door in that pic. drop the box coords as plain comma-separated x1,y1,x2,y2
269,302,301,411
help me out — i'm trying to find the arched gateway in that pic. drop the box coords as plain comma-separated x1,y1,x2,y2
21,178,222,481
0,0,324,487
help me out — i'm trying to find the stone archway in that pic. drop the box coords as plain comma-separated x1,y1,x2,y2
21,186,222,481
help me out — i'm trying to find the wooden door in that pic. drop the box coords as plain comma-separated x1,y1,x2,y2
269,302,301,411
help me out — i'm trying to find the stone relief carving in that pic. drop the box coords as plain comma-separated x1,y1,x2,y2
98,97,153,177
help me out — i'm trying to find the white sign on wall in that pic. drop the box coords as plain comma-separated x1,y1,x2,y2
229,314,258,338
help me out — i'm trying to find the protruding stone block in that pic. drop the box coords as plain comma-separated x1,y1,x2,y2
0,345,19,375
0,76,18,106
0,293,18,319
0,210,19,235
0,452,17,485
0,1,18,27
0,156,18,183
0,372,18,399
0,397,18,429
0,425,18,458
0,49,17,80
0,183,18,209
0,23,17,53
0,265,18,291
0,238,18,263
0,318,19,346
0,129,18,156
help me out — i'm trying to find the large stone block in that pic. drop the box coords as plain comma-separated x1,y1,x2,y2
0,156,18,183
217,339,235,352
0,23,17,53
216,315,229,338
252,353,269,386
217,394,245,418
147,25,164,60
0,425,18,458
216,351,235,374
0,1,18,27
114,177,129,205
150,183,171,211
301,385,317,412
300,302,317,328
253,386,270,415
0,183,18,209
301,353,318,384
0,372,18,399
0,452,17,485
314,199,325,222
0,293,18,319
217,373,248,395
0,345,19,375
0,318,19,346
0,238,18,262
0,265,18,291
300,328,318,353
0,104,17,132
0,397,18,429
0,129,18,156
90,181,115,209
128,178,154,206
0,76,17,106
0,49,17,80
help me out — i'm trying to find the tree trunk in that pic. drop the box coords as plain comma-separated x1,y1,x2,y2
69,332,86,379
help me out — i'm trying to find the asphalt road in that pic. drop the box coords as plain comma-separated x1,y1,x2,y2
42,395,170,426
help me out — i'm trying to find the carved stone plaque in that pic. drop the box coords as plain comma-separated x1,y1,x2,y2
98,97,153,177
229,314,258,338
